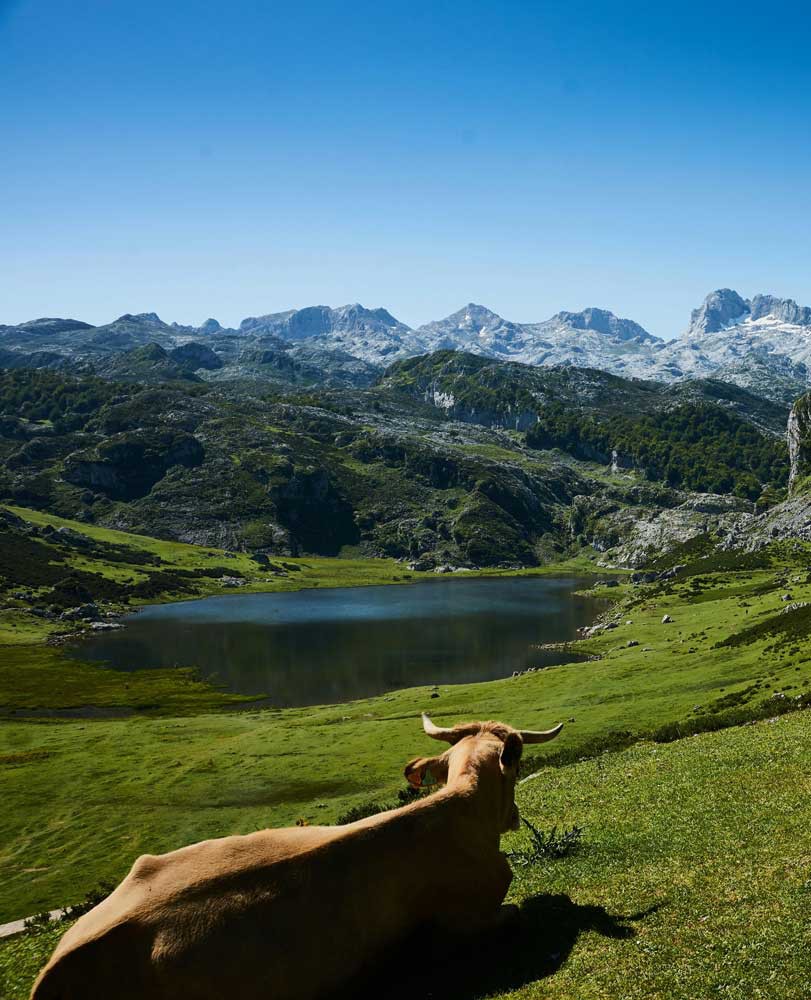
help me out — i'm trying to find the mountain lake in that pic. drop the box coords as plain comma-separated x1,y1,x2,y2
68,576,604,707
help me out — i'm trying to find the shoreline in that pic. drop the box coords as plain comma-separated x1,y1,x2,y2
1,503,623,719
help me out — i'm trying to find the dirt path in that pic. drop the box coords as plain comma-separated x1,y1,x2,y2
0,909,66,940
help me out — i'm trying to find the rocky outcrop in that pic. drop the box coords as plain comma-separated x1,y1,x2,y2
545,307,654,343
269,466,359,556
749,295,811,327
788,393,811,493
582,493,754,568
720,496,811,551
686,289,749,336
169,342,223,371
63,430,205,500
94,343,202,383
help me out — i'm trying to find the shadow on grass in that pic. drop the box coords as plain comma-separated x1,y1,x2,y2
338,893,661,1000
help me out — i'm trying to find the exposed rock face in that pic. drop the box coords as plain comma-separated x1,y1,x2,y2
63,431,205,500
238,304,421,366
720,496,811,551
749,295,811,326
169,342,223,371
415,304,532,357
546,307,654,343
686,289,749,336
580,493,754,568
414,304,662,375
655,291,811,403
716,392,811,551
269,466,359,557
788,393,811,493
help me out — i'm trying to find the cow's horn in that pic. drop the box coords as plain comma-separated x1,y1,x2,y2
519,723,564,744
421,713,459,742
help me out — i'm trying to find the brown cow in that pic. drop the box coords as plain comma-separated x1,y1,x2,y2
31,713,562,1000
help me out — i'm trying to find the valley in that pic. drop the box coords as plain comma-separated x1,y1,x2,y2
5,296,811,998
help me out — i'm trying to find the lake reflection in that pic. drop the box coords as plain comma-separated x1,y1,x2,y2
69,577,601,707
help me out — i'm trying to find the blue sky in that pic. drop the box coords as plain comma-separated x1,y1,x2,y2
2,0,810,338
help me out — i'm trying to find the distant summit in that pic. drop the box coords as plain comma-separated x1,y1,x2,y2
114,312,164,326
687,290,811,338
4,288,811,404
238,304,420,366
687,289,749,336
549,307,655,343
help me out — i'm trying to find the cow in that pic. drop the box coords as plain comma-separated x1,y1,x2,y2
30,713,562,1000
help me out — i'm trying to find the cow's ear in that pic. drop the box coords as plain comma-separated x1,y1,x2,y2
404,755,448,789
499,733,523,772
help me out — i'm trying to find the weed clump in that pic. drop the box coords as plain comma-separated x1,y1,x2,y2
507,817,583,866
22,881,115,934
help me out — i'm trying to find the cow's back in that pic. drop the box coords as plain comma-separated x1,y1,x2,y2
31,795,499,1000
31,822,410,1000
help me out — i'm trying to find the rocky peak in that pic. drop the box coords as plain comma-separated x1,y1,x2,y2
238,303,411,341
549,307,656,343
436,304,509,329
114,312,165,326
414,305,527,355
686,289,749,336
198,318,223,334
331,303,407,332
17,318,95,334
462,303,503,322
748,295,811,327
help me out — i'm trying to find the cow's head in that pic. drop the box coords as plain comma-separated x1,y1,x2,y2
404,713,562,833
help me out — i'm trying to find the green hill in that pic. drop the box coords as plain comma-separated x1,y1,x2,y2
4,711,810,999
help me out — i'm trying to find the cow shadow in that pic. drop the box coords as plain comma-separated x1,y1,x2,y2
337,893,661,1000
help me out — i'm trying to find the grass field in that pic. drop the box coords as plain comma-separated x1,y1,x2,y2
4,507,811,995
4,711,810,999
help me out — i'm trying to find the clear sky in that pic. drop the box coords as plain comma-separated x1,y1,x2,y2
2,0,810,339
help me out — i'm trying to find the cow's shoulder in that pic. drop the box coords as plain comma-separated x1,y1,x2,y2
129,853,164,881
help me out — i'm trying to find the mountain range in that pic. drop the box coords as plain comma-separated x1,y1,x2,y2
2,288,811,402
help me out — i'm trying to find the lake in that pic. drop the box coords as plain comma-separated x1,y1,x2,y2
69,576,602,707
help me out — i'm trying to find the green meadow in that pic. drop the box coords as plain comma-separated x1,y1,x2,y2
5,712,810,999
3,506,811,997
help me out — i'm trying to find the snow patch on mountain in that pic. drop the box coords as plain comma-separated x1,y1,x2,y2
4,289,811,404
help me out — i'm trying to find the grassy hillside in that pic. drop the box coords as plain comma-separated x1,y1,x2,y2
4,711,810,999
3,505,811,923
5,499,811,995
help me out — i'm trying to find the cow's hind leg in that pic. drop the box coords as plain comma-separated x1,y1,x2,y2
431,855,515,937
